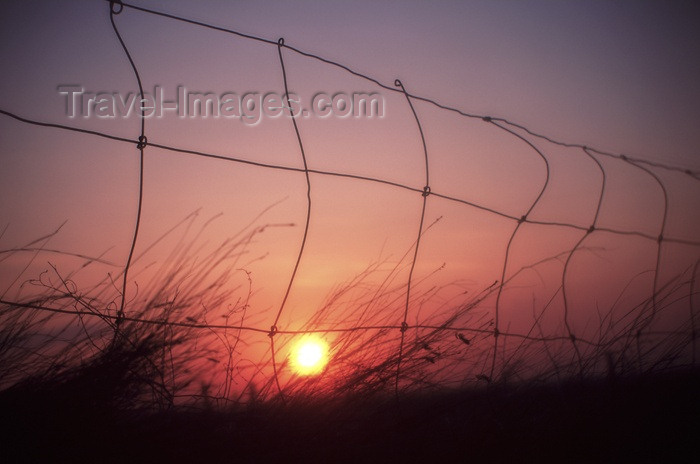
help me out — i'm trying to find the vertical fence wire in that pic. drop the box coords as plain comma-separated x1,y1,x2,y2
109,0,147,332
393,79,431,398
560,146,607,375
618,157,668,371
268,37,314,397
486,119,551,380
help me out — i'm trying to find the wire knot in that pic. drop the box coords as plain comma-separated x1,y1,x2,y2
400,322,409,333
588,225,595,234
110,0,124,14
493,328,500,338
136,135,148,149
277,37,284,46
657,234,663,243
620,154,628,161
394,79,403,88
570,334,576,342
518,215,527,224
482,116,492,122
422,185,431,197
268,325,278,338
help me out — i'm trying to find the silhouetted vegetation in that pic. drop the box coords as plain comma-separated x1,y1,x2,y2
1,226,698,462
2,361,698,462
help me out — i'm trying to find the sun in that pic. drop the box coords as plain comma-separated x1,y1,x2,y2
291,336,329,376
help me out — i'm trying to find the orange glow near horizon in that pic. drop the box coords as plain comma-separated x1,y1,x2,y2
291,336,329,376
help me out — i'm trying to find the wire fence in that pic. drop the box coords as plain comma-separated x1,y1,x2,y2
1,0,699,404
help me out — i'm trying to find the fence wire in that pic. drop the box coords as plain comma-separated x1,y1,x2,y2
1,0,699,402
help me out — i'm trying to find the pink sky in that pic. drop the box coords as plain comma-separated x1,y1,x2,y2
1,1,699,391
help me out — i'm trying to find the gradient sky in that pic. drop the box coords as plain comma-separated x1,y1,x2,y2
2,1,699,387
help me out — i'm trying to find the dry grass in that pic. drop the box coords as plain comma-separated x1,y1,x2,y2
0,218,698,462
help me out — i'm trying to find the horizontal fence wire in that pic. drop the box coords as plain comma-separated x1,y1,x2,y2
2,109,697,247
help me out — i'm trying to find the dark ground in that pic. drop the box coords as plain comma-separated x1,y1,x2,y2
2,369,699,463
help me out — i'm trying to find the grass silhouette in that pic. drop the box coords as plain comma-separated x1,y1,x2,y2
0,217,698,462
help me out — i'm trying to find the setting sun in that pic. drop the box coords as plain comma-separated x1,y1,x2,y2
291,336,329,376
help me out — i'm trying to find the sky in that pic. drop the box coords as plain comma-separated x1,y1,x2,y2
1,0,699,389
